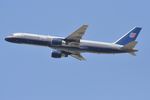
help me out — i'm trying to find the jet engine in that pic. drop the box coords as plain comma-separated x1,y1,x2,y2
51,38,65,46
51,51,68,58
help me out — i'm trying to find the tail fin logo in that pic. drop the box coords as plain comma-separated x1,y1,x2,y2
130,33,137,38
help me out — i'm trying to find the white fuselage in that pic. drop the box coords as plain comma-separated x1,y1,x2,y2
5,33,127,54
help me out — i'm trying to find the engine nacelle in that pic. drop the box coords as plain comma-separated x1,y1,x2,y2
51,38,65,46
51,51,68,58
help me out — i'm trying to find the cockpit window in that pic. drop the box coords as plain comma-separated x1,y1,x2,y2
12,33,22,37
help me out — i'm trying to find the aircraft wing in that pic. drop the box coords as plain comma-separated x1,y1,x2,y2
70,53,86,61
55,25,88,60
62,50,86,61
65,25,88,43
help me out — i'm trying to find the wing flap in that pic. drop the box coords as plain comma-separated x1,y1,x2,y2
60,49,86,61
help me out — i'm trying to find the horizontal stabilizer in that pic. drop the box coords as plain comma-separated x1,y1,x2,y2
129,52,136,56
121,41,137,50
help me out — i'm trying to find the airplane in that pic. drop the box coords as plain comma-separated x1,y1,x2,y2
5,25,142,60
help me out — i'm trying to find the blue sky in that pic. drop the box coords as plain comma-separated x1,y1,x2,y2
1,0,150,100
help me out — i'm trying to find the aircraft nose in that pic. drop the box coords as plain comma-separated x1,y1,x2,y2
5,36,14,42
5,36,10,41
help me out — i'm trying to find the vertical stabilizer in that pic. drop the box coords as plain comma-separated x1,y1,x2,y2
115,27,142,45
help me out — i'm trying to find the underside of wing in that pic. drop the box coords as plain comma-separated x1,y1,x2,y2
65,25,88,42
